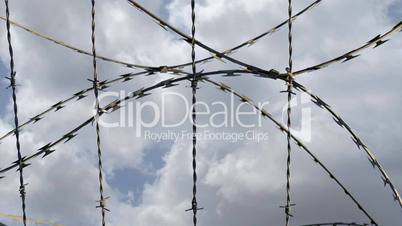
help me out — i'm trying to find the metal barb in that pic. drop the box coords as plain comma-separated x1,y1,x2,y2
3,0,28,224
90,1,108,225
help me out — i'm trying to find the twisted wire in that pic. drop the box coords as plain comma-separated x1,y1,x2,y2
283,0,294,224
0,0,322,71
0,71,381,225
4,0,28,225
189,0,200,225
203,78,377,225
0,69,188,144
126,0,280,78
127,0,402,78
1,69,400,211
90,0,108,224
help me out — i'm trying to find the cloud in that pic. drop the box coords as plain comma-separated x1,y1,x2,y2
0,0,401,225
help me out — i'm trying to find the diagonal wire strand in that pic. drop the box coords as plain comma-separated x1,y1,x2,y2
0,71,379,225
0,68,400,210
0,0,322,71
3,0,28,225
203,77,378,225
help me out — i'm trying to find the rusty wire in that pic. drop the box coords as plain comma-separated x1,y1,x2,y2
3,0,28,225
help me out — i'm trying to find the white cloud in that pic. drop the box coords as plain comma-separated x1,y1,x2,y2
0,0,401,225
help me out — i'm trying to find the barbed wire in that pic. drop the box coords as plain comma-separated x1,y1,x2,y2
126,0,281,78
203,78,377,225
127,0,402,80
281,0,295,224
185,0,202,224
0,67,400,211
0,71,379,225
89,0,108,224
0,70,187,144
2,2,401,80
0,72,203,176
292,82,402,208
0,0,400,223
3,0,28,225
0,0,322,72
292,21,402,76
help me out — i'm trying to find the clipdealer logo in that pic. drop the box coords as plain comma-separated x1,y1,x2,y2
94,90,312,142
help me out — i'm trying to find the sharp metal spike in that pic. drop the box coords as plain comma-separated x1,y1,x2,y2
31,116,43,123
39,143,52,151
247,39,257,46
76,94,87,100
73,90,85,96
63,133,77,143
136,92,151,99
367,34,381,44
342,54,360,63
374,39,389,48
42,149,55,158
333,117,346,128
54,105,65,112
260,109,270,118
311,96,330,109
381,176,390,187
368,157,378,168
240,95,252,103
351,136,363,149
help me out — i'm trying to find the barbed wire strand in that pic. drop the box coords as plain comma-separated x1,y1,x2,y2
0,72,378,225
203,77,377,225
0,69,188,144
90,0,108,224
0,73,206,175
126,0,402,78
292,82,402,208
282,0,294,224
126,0,281,78
3,0,28,225
184,0,203,224
191,0,199,225
2,1,400,79
0,0,322,71
0,67,400,210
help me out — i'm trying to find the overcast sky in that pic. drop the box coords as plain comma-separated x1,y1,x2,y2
0,0,402,225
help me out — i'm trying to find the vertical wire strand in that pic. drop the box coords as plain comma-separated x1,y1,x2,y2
191,0,199,225
285,0,294,225
4,0,27,225
90,1,107,225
